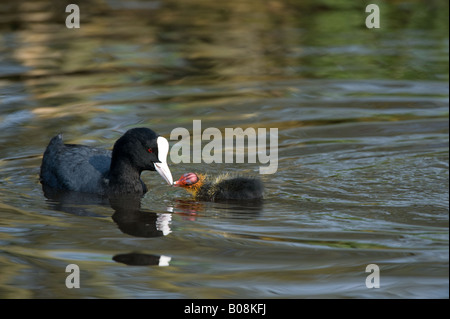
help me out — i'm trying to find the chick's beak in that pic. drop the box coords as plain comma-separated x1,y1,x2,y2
173,175,186,187
173,173,198,187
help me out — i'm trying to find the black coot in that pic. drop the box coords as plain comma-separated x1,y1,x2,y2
40,128,173,195
173,172,263,201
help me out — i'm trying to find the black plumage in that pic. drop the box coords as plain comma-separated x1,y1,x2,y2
174,172,264,201
40,128,173,195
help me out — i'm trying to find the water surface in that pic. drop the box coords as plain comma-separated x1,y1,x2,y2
0,0,448,298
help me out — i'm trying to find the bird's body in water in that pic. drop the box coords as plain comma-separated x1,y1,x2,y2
174,172,264,202
39,128,173,196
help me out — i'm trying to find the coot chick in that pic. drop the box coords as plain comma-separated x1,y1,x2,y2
173,172,263,202
40,128,173,195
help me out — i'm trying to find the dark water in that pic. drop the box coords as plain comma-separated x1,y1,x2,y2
0,0,448,298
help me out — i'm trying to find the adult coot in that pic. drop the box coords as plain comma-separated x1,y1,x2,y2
173,172,263,201
40,128,173,195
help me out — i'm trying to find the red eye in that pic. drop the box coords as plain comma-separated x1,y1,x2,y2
147,148,153,153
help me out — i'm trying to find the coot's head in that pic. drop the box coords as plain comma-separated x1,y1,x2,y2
173,172,199,187
112,128,173,185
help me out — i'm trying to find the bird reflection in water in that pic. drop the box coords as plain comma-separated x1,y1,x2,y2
109,194,172,238
41,186,174,267
113,252,171,267
42,175,264,268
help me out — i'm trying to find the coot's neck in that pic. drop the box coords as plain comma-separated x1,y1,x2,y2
108,157,147,195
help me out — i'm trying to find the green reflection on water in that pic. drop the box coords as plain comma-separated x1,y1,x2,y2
0,0,448,299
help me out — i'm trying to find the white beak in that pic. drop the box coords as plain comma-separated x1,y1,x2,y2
155,136,173,185
154,162,173,185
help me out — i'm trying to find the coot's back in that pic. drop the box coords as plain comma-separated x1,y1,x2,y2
40,134,111,194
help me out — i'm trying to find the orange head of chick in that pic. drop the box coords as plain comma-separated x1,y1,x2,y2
173,172,205,197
